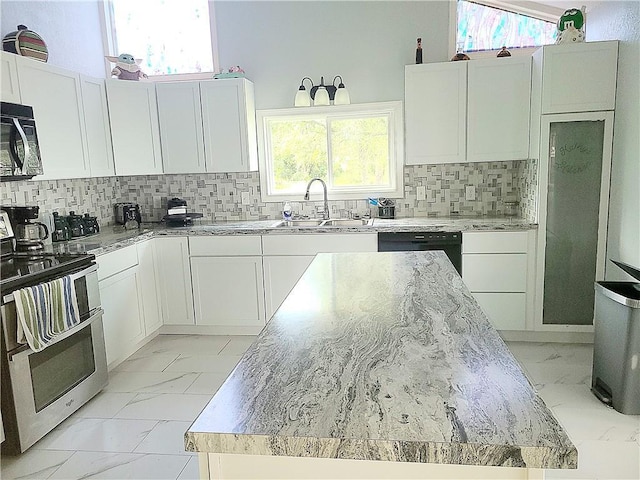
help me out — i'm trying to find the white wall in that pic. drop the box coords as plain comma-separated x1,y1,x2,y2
213,0,451,109
586,1,640,278
0,0,105,78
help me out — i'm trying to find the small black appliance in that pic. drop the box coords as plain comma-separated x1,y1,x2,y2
162,197,203,227
114,203,142,229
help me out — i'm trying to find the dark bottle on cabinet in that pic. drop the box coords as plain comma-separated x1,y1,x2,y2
416,37,423,64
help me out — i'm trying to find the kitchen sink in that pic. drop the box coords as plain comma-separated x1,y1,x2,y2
275,218,373,228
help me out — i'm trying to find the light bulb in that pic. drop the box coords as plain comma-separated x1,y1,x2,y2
313,86,330,106
294,87,311,107
334,87,350,105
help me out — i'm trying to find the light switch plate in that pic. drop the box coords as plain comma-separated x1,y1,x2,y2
465,185,476,201
241,192,250,205
416,185,426,201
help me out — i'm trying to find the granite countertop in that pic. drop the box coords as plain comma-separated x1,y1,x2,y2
50,216,536,257
184,251,576,469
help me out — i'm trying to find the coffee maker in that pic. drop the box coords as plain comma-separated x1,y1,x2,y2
2,205,49,252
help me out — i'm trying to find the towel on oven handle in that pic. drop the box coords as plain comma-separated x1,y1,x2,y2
14,275,81,352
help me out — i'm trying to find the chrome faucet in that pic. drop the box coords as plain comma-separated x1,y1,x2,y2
304,178,330,220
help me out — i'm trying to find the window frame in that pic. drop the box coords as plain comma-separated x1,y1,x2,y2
99,0,220,79
256,101,404,202
449,0,564,58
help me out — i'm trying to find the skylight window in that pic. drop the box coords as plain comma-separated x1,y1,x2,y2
457,0,557,52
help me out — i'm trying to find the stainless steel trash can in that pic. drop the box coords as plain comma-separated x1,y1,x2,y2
591,261,640,415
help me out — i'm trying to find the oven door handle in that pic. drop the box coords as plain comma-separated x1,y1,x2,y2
2,263,98,304
8,307,104,361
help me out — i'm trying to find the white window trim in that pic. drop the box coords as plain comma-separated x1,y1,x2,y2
449,0,564,58
257,101,404,203
99,0,220,79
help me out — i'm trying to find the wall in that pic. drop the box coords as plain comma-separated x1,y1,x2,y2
0,0,105,78
0,161,532,227
586,1,640,279
213,0,451,109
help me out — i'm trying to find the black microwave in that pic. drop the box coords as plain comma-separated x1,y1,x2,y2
1,102,43,181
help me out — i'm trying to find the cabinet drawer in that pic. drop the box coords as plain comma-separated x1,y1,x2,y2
262,233,377,256
189,235,262,256
97,244,138,281
472,292,526,330
462,254,527,292
462,231,528,254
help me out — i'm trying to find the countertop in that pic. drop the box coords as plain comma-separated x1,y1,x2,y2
51,216,536,257
184,251,576,469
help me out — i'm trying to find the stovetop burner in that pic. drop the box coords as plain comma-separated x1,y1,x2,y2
0,252,95,293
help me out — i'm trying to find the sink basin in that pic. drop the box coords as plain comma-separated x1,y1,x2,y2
322,218,373,227
278,219,324,227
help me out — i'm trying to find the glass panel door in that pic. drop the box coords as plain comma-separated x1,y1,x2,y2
542,120,604,325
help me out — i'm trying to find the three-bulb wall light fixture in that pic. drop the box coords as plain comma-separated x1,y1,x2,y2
294,76,351,107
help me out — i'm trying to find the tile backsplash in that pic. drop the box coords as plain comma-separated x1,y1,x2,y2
0,161,538,226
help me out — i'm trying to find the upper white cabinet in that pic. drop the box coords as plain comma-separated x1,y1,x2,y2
467,56,531,162
1,52,21,103
156,78,258,174
156,81,205,173
16,56,90,179
201,79,258,173
106,79,162,176
405,62,467,165
535,41,618,115
80,76,115,177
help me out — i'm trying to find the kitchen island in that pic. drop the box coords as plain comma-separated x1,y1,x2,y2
185,251,576,479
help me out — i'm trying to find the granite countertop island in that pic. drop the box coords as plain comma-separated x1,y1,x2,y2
52,216,536,257
185,251,575,479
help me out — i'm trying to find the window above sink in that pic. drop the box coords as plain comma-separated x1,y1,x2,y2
256,102,404,202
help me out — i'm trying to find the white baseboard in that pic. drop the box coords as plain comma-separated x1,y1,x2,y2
159,324,263,336
499,330,594,344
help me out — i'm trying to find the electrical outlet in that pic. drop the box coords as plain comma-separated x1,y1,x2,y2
241,191,250,205
465,185,476,201
153,196,161,209
416,185,426,201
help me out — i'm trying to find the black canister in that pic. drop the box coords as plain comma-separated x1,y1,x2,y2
67,211,85,237
82,213,100,235
378,206,395,219
52,212,71,242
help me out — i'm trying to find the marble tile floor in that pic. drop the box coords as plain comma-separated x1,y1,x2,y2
1,336,638,479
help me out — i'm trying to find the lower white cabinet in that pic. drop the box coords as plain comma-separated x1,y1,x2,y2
462,230,536,331
154,237,194,325
191,256,265,328
136,240,162,334
97,245,146,369
263,255,315,320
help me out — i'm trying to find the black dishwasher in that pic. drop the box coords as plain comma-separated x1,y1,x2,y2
377,231,462,275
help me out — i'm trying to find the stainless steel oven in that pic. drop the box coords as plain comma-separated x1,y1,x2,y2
1,259,108,455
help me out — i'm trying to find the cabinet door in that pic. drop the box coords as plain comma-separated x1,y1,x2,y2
191,256,265,327
1,52,21,103
154,237,194,325
80,76,115,177
201,79,256,173
156,81,205,173
467,57,531,162
473,292,527,331
137,240,162,334
99,268,146,368
541,41,618,114
405,62,467,165
106,80,162,175
17,57,90,179
462,254,528,292
263,255,315,320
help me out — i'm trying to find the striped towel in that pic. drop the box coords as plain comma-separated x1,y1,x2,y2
14,275,81,352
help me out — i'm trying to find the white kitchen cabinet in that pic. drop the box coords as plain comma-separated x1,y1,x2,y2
80,75,115,177
191,256,265,328
535,41,618,115
137,240,162,334
189,235,264,331
263,255,315,320
106,80,162,175
156,81,205,173
16,56,90,179
1,52,21,103
261,233,377,319
201,78,258,172
154,237,195,325
462,230,536,331
405,62,467,165
467,56,531,162
156,78,258,174
96,245,146,369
